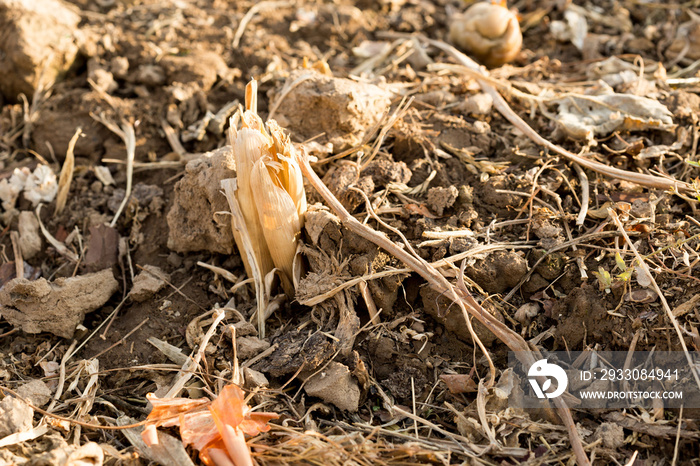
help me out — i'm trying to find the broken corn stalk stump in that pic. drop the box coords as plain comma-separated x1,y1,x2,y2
295,150,591,466
223,79,307,338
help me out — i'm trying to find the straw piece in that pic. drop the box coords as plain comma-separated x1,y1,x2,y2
55,127,80,215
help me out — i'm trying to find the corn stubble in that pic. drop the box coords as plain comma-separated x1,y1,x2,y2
222,80,307,337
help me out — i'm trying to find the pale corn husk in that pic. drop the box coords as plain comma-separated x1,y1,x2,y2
224,79,307,306
250,156,301,295
221,177,267,337
229,125,275,280
267,121,307,218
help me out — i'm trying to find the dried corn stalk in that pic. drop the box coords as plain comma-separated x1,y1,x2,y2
223,80,307,335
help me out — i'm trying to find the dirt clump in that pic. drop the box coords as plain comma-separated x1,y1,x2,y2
464,250,528,294
553,284,618,349
252,331,337,378
17,211,41,260
594,422,625,450
166,146,235,254
160,50,231,90
362,158,412,186
236,336,271,360
421,286,503,347
475,175,527,214
128,265,169,302
0,0,80,101
30,92,112,160
427,185,458,216
272,70,392,151
367,335,429,403
0,269,118,339
0,395,32,438
323,163,375,212
16,379,51,407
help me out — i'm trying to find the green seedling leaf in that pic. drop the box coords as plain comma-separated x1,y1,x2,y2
617,268,634,282
592,266,613,293
614,252,627,272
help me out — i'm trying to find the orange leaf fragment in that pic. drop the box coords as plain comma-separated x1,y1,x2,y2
141,384,279,466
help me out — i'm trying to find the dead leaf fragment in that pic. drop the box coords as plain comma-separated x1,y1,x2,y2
673,294,700,317
440,373,478,394
552,93,675,140
84,224,120,272
143,384,278,466
550,9,588,51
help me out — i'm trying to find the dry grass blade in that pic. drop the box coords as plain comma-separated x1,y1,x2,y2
233,1,292,48
92,113,136,227
35,204,78,262
161,119,189,160
0,425,48,448
10,231,23,279
424,38,693,195
164,309,227,398
55,127,81,215
295,151,591,466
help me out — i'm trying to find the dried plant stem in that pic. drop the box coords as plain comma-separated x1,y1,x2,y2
296,152,591,466
92,114,136,228
165,309,227,398
573,164,589,227
358,281,380,325
10,232,23,279
46,340,77,413
424,38,692,195
161,119,188,159
610,210,700,393
233,1,291,47
35,204,78,262
55,128,80,215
